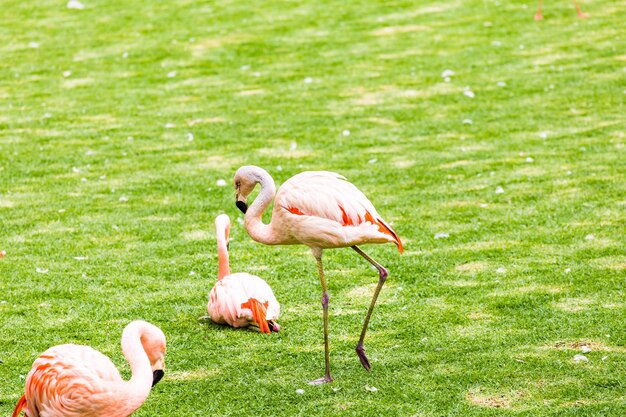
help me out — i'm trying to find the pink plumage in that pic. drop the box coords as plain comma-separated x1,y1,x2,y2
12,320,166,417
233,166,402,384
207,214,280,334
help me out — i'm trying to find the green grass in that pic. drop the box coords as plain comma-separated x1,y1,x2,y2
1,0,626,415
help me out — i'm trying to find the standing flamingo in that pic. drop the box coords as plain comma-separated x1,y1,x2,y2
535,0,588,20
233,166,402,384
207,214,280,334
12,320,166,417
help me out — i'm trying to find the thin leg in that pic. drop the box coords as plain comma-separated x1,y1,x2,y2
573,0,588,18
351,245,388,371
534,0,544,20
309,248,333,385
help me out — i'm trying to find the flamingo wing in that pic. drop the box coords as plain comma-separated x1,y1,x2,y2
276,171,402,251
23,345,122,417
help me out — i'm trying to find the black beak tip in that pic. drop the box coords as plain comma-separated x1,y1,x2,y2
236,201,248,213
152,369,165,387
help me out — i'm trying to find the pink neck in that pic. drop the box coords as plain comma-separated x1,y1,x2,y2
215,216,231,280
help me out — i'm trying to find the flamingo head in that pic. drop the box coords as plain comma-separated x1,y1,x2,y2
233,165,272,214
140,325,167,387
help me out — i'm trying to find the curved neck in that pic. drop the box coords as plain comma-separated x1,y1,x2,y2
216,220,230,280
120,322,153,411
244,170,278,245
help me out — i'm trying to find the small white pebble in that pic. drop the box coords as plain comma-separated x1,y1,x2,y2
365,385,379,392
602,356,608,361
497,81,506,87
189,271,196,276
483,21,492,27
462,119,473,125
58,209,66,213
73,256,88,261
434,232,449,239
28,41,40,49
519,44,525,49
526,157,534,163
303,77,313,84
165,123,175,129
295,389,305,395
495,186,504,194
127,136,133,141
216,179,227,187
573,354,588,363
240,65,250,71
539,132,548,139
72,167,81,173
585,234,594,241
167,71,177,78
119,196,128,202
492,40,502,47
186,132,194,141
496,267,506,274
276,165,283,171
122,52,129,59
62,71,72,77
36,267,49,274
581,346,591,353
564,268,571,273
342,130,350,137
444,76,451,82
479,203,488,208
441,69,455,78
463,90,475,98
112,225,119,230
81,177,87,182
67,0,85,9
368,158,377,164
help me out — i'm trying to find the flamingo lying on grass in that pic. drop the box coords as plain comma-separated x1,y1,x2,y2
233,166,402,384
12,320,166,417
535,0,588,20
207,214,280,334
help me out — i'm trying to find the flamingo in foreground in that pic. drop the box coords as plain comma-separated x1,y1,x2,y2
535,0,588,20
233,166,403,384
207,214,280,334
12,320,166,417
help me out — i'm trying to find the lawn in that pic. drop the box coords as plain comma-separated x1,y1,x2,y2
1,0,625,415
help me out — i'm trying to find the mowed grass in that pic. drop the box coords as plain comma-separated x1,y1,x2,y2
1,0,626,415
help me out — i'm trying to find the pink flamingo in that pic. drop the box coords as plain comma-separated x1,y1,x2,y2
12,320,166,417
233,166,403,384
207,214,280,334
535,0,588,20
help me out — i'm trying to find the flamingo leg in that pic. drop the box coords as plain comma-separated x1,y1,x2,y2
573,0,588,18
535,0,544,20
351,245,388,371
309,248,333,385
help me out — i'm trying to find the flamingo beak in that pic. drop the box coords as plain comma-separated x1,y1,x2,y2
152,369,164,386
268,320,280,332
236,199,248,213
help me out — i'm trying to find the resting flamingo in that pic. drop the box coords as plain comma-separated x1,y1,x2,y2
233,166,402,384
12,320,166,417
207,214,280,334
535,0,588,20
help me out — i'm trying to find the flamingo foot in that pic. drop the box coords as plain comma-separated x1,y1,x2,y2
308,374,333,385
534,12,544,20
355,343,371,371
577,12,589,18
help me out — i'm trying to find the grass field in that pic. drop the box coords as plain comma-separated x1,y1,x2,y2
1,0,626,415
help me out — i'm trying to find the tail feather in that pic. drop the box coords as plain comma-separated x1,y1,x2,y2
241,298,270,334
12,395,26,417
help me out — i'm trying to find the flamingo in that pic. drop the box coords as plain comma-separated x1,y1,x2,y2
233,166,402,384
206,214,280,334
535,0,588,20
12,320,166,417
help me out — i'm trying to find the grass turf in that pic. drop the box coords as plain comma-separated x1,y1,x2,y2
1,0,625,415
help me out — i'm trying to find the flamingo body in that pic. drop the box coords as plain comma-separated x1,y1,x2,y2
13,321,166,417
207,214,280,333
